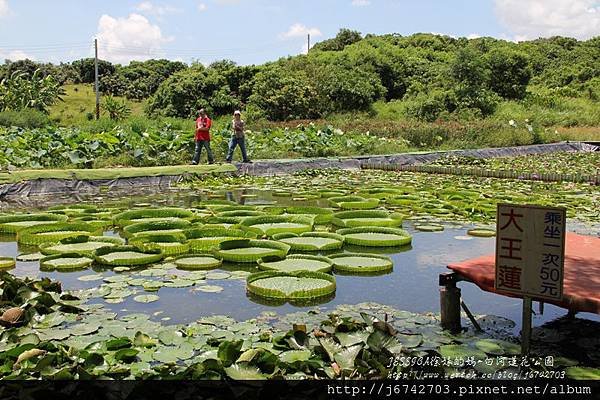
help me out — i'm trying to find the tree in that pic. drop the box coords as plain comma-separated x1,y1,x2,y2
314,64,386,112
487,48,531,99
448,47,498,116
72,58,115,84
312,29,362,51
247,66,320,120
146,66,239,118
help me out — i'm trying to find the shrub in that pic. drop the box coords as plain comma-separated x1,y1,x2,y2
0,109,50,128
103,96,131,121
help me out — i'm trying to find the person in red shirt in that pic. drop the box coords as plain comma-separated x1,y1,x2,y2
192,108,214,165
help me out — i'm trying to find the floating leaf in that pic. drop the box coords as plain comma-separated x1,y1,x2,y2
133,294,160,303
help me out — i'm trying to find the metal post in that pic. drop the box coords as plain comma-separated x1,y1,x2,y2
94,38,100,120
439,273,462,333
521,296,532,354
307,34,310,54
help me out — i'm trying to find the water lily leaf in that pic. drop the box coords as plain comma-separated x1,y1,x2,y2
218,340,243,366
474,339,505,355
164,279,195,288
195,285,223,293
366,330,403,355
33,313,66,329
114,348,139,363
16,253,45,261
397,333,423,349
158,330,184,346
105,338,131,351
224,364,268,380
134,331,157,348
69,323,101,336
334,344,362,370
439,344,487,360
133,294,160,303
335,331,369,348
205,272,231,280
279,349,312,364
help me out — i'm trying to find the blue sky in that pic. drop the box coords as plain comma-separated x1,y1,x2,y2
0,0,599,65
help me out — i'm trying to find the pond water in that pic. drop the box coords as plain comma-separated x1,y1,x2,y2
2,188,597,333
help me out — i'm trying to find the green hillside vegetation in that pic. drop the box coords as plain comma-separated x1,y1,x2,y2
0,31,599,169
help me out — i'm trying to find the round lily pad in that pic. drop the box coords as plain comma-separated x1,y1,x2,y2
16,253,45,262
0,257,16,270
214,239,290,263
337,227,412,247
329,253,393,274
133,294,160,303
194,285,224,293
273,232,344,251
40,253,94,271
94,246,163,266
77,274,104,282
258,254,333,273
40,236,121,257
205,271,231,280
247,271,336,300
239,215,313,237
415,224,444,232
174,255,222,270
467,228,496,237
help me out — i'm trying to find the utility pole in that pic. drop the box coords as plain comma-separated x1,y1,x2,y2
307,34,310,54
94,38,100,120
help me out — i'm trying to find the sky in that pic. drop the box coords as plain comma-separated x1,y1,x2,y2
0,0,599,65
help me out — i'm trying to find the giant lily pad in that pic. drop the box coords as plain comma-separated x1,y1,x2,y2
174,255,222,270
258,254,333,273
213,239,290,263
40,253,94,271
336,227,412,247
273,232,344,251
246,271,336,300
94,246,163,266
329,253,393,274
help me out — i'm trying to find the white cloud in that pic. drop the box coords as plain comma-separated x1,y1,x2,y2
495,0,600,40
467,33,481,39
215,0,241,5
95,13,173,64
280,23,322,40
0,0,10,18
0,49,34,61
197,3,207,12
351,0,371,6
135,1,180,16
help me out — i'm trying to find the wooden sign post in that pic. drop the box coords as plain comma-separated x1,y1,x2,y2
495,204,566,354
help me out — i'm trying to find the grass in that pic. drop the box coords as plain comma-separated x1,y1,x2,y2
39,83,600,168
0,164,236,184
50,84,146,126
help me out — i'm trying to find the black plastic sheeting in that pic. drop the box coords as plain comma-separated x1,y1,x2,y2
0,175,185,198
0,141,595,200
237,141,595,176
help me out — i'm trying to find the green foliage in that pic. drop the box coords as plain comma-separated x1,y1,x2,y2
71,58,115,84
103,95,131,121
0,109,50,128
146,65,239,118
487,48,531,100
448,47,499,116
247,66,320,120
312,28,363,51
100,59,187,100
0,69,65,113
